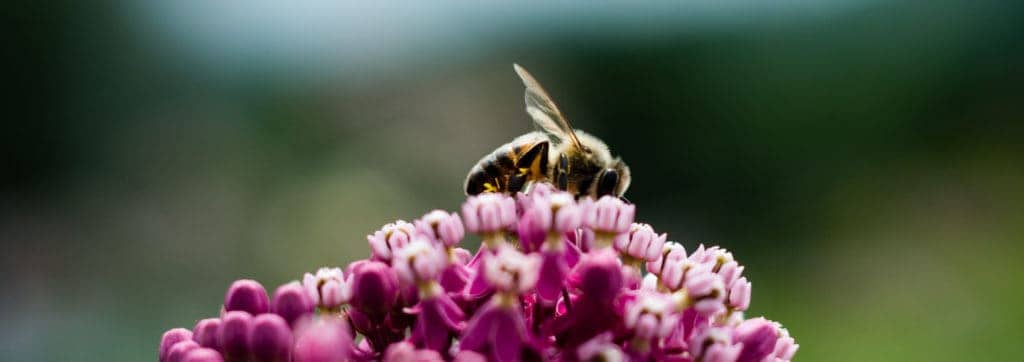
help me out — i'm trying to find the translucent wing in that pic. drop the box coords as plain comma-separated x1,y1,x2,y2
513,64,583,149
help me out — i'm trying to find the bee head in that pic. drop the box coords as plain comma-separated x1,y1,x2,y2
595,159,631,197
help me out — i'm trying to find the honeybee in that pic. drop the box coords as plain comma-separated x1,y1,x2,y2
464,64,631,198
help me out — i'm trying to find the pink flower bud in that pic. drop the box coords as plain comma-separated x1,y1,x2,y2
271,281,314,326
248,314,292,362
348,261,399,318
160,328,193,362
166,340,200,362
219,311,252,362
192,318,221,351
224,280,270,315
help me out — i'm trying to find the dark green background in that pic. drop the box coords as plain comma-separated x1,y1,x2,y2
6,1,1022,360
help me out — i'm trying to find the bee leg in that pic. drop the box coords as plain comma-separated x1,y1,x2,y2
556,154,569,190
596,168,619,197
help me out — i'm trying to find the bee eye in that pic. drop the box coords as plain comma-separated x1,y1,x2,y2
597,169,619,196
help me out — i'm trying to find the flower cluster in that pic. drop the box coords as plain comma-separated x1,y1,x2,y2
159,183,797,362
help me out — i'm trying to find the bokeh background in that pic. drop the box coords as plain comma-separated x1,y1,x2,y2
6,1,1023,361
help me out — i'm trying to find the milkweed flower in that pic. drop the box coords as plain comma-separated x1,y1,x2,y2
159,182,797,361
302,267,349,312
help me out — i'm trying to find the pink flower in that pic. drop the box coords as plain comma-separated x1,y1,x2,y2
647,241,686,275
690,327,742,362
158,182,797,361
406,294,465,352
483,247,541,295
347,261,399,319
302,267,349,310
615,223,667,262
271,281,314,326
159,328,193,362
219,311,252,362
192,318,221,351
248,314,292,362
415,210,465,247
734,318,794,362
550,249,624,349
392,238,448,287
368,220,417,262
166,340,199,362
582,196,635,235
576,332,625,362
728,277,752,311
223,279,270,316
459,301,536,362
461,193,517,234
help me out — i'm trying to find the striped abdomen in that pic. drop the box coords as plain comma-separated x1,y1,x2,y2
464,134,550,195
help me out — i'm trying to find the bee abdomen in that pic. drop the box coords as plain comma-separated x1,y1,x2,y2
464,138,550,195
465,146,518,195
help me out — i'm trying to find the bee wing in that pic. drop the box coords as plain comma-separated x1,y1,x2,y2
513,64,584,149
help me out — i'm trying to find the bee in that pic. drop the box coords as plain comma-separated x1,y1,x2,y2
464,64,631,198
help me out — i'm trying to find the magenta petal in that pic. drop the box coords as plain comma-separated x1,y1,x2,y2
412,295,465,351
492,309,530,362
492,326,523,362
535,250,568,303
440,263,470,295
466,258,494,299
459,303,499,352
562,237,582,268
460,302,532,362
735,318,779,362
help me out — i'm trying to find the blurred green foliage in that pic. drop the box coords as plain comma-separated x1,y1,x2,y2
5,1,1022,361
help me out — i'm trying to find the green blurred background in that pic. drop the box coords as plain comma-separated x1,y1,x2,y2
6,1,1023,361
